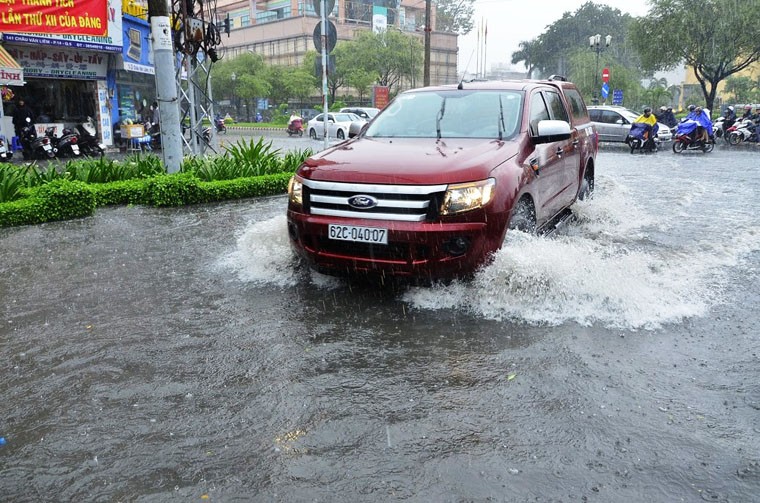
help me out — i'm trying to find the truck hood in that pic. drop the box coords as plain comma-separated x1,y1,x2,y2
299,137,520,185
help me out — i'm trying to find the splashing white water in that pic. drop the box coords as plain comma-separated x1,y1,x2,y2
222,175,760,330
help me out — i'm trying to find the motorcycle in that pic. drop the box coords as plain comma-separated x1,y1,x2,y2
53,126,82,158
287,118,304,137
144,121,161,150
727,119,757,145
625,122,659,153
0,135,12,162
76,117,106,156
214,117,227,134
20,118,55,160
672,119,714,153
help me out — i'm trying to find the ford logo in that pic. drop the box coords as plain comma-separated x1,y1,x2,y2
348,195,378,210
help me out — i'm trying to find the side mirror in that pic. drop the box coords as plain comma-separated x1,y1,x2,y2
615,119,624,125
532,119,571,144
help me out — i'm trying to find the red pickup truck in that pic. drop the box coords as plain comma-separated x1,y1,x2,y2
287,78,598,280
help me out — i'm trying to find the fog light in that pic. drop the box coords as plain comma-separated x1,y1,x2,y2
443,237,470,256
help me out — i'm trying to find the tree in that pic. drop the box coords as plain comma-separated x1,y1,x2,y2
511,41,539,79
344,30,422,95
210,53,270,121
723,76,759,104
435,0,475,34
511,2,640,79
631,0,760,111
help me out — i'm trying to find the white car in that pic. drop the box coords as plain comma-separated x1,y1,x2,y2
588,105,672,142
307,112,361,141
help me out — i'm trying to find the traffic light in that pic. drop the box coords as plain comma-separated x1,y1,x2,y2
223,15,230,36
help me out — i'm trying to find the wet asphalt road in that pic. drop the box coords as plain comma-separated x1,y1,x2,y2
1,144,759,502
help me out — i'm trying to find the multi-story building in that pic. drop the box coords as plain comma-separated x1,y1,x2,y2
215,0,459,90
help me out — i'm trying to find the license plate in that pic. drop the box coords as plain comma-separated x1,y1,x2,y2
43,144,52,151
71,145,80,154
98,143,106,150
328,224,388,244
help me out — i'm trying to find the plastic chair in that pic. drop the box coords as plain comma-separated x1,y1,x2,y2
11,136,22,152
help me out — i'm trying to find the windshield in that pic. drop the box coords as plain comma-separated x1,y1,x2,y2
366,90,523,139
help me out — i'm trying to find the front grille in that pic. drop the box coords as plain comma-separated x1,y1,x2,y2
302,179,447,222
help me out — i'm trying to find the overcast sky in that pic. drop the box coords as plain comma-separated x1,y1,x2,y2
457,0,651,73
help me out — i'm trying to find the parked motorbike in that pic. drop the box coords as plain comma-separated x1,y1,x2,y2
727,119,757,145
145,121,161,149
76,117,106,156
672,119,714,153
53,126,82,158
20,118,55,160
625,122,659,153
0,136,12,162
287,118,304,137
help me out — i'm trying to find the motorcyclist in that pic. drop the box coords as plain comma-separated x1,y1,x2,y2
630,107,659,150
288,111,303,132
740,105,754,122
723,105,736,130
689,106,713,144
663,107,678,128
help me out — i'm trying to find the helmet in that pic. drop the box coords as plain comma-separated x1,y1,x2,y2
728,106,734,111
745,105,752,110
688,105,696,111
660,106,667,111
643,107,652,114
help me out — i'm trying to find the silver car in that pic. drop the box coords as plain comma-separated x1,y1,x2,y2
588,105,672,142
340,107,379,138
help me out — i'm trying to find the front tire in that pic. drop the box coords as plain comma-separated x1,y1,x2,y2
728,132,742,145
578,170,594,201
508,197,537,234
628,138,641,154
703,141,714,153
672,140,684,153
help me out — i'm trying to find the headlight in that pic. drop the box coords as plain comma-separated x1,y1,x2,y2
440,178,496,215
288,176,303,206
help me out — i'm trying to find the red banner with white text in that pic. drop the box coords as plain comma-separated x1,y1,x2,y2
0,0,108,36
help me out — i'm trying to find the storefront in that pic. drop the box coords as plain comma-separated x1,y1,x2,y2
0,0,122,146
0,45,25,140
112,13,157,126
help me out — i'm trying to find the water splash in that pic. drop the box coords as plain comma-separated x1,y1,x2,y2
224,176,759,330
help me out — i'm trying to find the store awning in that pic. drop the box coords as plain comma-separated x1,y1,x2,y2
0,45,24,86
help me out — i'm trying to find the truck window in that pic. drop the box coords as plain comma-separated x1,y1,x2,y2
529,92,550,135
564,89,588,120
544,91,569,123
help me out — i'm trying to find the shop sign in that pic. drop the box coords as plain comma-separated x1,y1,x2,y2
117,16,154,75
0,0,107,37
122,0,148,21
2,0,122,53
6,46,108,80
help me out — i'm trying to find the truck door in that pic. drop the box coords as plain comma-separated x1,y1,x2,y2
543,90,581,207
526,90,566,221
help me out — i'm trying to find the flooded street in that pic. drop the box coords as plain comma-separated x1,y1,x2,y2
1,147,759,502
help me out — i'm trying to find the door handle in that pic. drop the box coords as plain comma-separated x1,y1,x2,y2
556,147,564,156
572,139,579,146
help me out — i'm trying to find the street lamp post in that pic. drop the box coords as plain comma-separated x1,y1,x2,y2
589,34,611,105
230,72,237,119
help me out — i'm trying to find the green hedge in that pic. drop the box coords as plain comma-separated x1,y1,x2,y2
0,172,294,228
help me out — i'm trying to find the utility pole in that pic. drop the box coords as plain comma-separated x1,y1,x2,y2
147,0,182,173
424,0,431,86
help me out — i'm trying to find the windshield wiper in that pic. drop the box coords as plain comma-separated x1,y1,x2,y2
498,95,505,140
436,97,447,140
